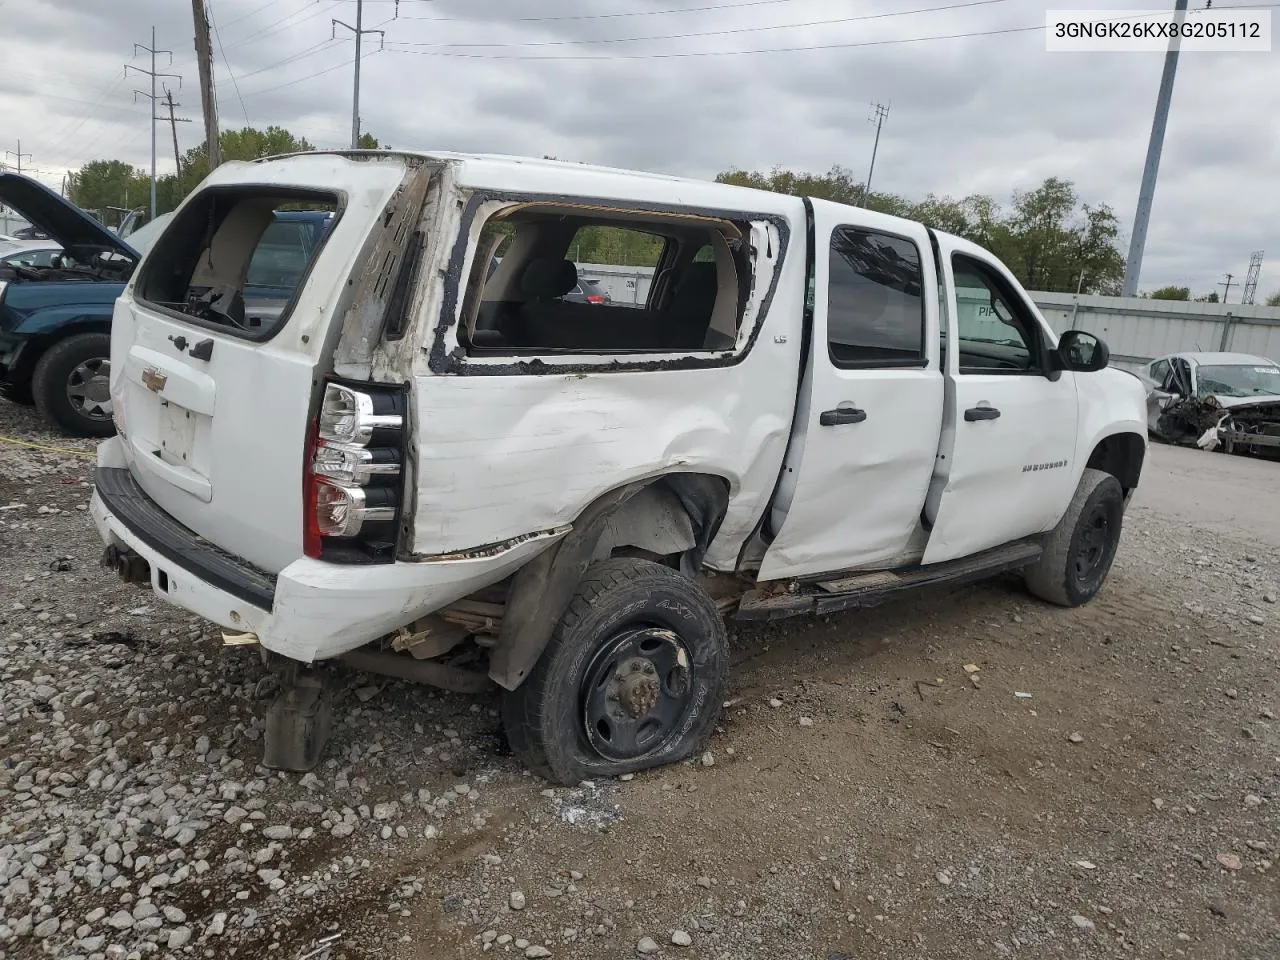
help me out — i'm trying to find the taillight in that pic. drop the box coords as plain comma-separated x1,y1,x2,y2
587,294,606,304
305,380,406,562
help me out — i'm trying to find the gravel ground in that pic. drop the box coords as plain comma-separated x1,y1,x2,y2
0,400,1276,960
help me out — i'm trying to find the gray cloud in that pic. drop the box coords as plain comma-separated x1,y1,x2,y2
0,0,1275,297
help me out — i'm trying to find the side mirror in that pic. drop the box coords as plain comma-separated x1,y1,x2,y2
1056,329,1109,372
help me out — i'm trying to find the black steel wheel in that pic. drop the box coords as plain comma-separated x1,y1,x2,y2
502,558,729,785
1026,468,1125,607
581,626,696,762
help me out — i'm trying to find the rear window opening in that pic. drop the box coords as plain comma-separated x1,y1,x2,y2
136,188,338,340
459,204,753,356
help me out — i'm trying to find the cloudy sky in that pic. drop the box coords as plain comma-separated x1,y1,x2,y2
1,0,1276,297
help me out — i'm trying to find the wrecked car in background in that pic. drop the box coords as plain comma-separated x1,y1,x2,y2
91,150,1148,785
1140,351,1280,455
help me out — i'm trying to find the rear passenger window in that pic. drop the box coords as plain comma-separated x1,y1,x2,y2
826,227,925,367
460,204,754,355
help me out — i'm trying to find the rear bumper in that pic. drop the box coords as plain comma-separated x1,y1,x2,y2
91,438,563,663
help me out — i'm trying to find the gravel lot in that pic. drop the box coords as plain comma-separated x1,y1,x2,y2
1,400,1276,960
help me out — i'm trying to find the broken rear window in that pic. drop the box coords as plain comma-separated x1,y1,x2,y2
459,204,752,356
136,188,338,341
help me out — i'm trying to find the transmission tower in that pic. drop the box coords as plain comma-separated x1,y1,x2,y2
1241,251,1263,305
126,27,181,220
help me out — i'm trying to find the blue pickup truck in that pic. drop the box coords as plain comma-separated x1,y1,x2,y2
0,172,333,436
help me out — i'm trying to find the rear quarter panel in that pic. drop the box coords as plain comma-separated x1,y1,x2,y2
406,186,808,571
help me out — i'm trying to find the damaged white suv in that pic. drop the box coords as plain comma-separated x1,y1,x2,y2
92,150,1148,784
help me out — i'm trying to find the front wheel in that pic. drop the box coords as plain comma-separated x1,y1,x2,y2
502,558,729,785
1025,468,1125,607
31,333,115,437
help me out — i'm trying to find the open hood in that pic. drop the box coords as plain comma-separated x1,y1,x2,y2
1211,392,1280,410
0,172,139,263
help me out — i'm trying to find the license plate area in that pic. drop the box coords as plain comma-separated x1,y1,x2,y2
158,400,196,467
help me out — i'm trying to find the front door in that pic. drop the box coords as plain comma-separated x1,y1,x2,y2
759,199,944,580
921,234,1079,564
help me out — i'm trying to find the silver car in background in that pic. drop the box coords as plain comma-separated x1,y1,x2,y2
1139,351,1280,455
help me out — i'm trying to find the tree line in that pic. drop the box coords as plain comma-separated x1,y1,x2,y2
67,127,383,227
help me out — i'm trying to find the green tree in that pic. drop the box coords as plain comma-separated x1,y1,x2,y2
1265,292,1280,307
715,166,1123,295
1149,285,1191,300
1195,292,1220,303
67,160,152,221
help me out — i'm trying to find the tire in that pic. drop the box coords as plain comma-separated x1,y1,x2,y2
1025,468,1125,608
502,558,729,785
31,333,115,438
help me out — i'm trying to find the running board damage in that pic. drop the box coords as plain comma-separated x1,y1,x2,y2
734,540,1044,621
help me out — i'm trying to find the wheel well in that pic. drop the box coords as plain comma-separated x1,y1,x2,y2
488,472,731,691
8,322,111,389
1086,432,1144,494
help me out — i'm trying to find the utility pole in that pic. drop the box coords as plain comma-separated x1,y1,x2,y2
1219,272,1234,304
332,0,387,149
126,27,180,221
192,0,222,170
860,102,890,207
1121,0,1190,296
159,87,193,176
5,141,32,174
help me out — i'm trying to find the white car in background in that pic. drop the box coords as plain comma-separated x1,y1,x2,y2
1140,351,1280,454
0,240,65,269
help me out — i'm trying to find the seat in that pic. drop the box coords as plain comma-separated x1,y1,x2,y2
659,261,720,348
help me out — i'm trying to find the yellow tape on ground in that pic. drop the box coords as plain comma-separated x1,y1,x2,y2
0,435,97,459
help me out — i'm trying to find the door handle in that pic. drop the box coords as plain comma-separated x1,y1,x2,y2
964,406,1001,421
819,407,868,426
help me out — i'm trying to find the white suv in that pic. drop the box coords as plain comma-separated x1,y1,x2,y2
92,151,1148,783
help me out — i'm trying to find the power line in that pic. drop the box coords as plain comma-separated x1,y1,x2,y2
236,38,342,81
397,0,858,24
238,45,380,98
387,0,1010,48
224,0,341,50
385,21,1048,60
208,0,251,125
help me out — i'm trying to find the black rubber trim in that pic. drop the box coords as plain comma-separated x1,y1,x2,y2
95,467,277,610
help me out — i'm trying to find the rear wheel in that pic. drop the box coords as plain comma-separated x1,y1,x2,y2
32,333,115,437
502,558,729,785
1025,468,1124,607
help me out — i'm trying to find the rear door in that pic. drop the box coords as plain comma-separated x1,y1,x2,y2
759,199,944,580
920,234,1079,564
111,154,430,574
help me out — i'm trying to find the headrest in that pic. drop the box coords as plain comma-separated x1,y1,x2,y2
520,258,577,300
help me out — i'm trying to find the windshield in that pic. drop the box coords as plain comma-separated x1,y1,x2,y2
1197,363,1280,398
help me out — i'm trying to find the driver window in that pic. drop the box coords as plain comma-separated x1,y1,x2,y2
952,255,1042,375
